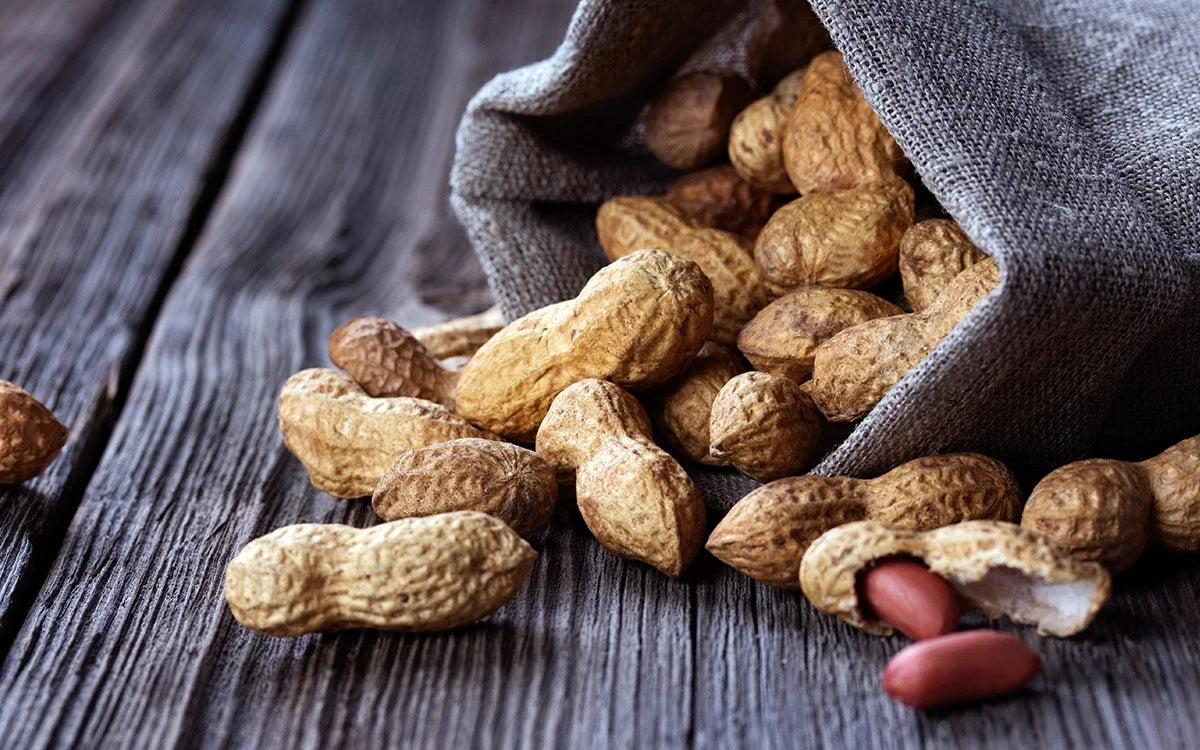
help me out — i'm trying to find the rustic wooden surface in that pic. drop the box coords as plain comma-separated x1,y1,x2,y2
0,0,1198,747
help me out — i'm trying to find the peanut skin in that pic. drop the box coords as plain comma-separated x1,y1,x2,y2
707,453,1021,588
329,316,458,406
0,380,68,484
536,379,706,577
456,250,714,442
862,559,960,641
809,257,1001,421
708,372,822,482
225,511,535,636
883,631,1042,709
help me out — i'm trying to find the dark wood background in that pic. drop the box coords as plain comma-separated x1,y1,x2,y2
0,0,1197,747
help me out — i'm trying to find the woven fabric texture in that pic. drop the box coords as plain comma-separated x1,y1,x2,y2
450,0,1200,492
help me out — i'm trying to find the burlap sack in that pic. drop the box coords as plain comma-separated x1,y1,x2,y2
450,0,1200,501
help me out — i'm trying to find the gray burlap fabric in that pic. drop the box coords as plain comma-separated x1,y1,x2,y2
450,0,1200,503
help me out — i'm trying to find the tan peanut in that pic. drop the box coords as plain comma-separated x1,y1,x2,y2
278,368,500,499
225,511,535,636
329,316,458,406
0,380,68,484
1021,434,1200,571
801,520,1112,637
644,71,755,170
373,438,557,536
411,307,504,360
753,181,914,291
535,379,705,577
708,372,822,482
727,68,806,194
666,165,779,239
809,257,1001,421
707,453,1021,588
651,341,746,466
883,631,1042,709
456,250,713,442
781,50,906,193
862,559,960,641
595,196,692,260
899,219,988,311
737,287,903,383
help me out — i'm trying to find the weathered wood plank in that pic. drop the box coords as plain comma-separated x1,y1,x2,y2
0,0,294,642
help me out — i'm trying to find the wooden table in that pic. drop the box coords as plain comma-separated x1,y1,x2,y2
1,0,1198,747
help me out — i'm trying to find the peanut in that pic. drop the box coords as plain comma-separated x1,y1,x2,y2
644,71,755,170
456,250,713,442
650,341,746,466
666,165,779,239
708,372,822,482
801,520,1111,637
809,257,1001,421
883,630,1042,709
727,68,806,194
278,368,500,498
225,511,535,635
411,306,504,360
861,559,960,641
329,316,458,406
736,287,903,383
753,181,914,291
0,380,68,484
1021,434,1200,571
373,438,557,536
707,453,1021,588
597,200,774,344
899,219,988,311
535,379,705,577
781,50,906,193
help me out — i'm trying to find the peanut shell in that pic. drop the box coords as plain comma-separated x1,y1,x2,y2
666,165,779,239
652,341,746,466
899,219,988,311
329,316,457,406
644,71,755,170
727,68,807,194
708,372,821,482
411,307,504,360
0,380,68,484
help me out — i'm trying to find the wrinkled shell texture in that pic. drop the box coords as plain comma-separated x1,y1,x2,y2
596,196,691,260
410,307,504,360
225,512,536,635
278,369,500,498
455,250,713,442
644,71,754,170
654,341,745,466
753,181,914,290
809,257,1001,421
800,520,1111,638
535,379,705,577
727,68,806,194
709,372,821,482
0,381,68,484
781,51,906,194
708,453,1022,588
670,228,773,343
899,219,988,311
737,287,902,383
372,438,557,536
1022,459,1153,572
328,316,457,405
1141,435,1200,552
666,165,779,239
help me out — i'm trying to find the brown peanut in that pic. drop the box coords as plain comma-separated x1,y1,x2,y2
899,219,988,311
225,511,535,635
666,165,779,239
456,250,713,442
727,68,806,194
535,379,705,577
1021,434,1200,571
883,630,1042,709
753,181,915,291
862,559,960,641
737,287,903,383
707,453,1021,588
708,372,822,482
373,438,557,536
411,307,504,360
651,341,746,466
595,196,692,260
644,71,755,170
748,0,831,86
809,257,1001,421
781,50,906,193
0,380,68,484
801,520,1111,638
278,368,500,498
329,316,458,406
